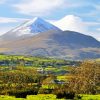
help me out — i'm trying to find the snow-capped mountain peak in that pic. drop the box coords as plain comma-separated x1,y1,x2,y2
1,17,60,40
18,17,42,28
11,17,60,34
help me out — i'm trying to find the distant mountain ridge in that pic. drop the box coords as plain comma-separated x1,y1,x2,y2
0,17,100,60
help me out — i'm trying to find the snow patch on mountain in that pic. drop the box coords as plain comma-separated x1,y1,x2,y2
10,17,60,36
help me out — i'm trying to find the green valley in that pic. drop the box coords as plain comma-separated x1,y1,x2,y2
0,54,99,100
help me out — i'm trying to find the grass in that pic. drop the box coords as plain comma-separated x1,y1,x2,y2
0,94,65,100
79,94,100,100
0,95,25,100
57,75,73,81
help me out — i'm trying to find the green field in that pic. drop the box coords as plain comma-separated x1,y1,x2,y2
0,54,100,100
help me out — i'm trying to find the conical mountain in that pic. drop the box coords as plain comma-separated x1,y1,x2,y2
1,17,61,40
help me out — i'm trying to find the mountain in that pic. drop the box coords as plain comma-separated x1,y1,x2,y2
0,30,100,60
1,17,61,40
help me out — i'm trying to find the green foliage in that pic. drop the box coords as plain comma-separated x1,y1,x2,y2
0,94,100,100
27,94,57,100
0,54,100,99
0,67,45,95
0,95,25,100
76,94,100,100
0,54,79,68
68,61,100,94
0,94,65,100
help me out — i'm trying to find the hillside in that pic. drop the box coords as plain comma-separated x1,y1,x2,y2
0,30,100,60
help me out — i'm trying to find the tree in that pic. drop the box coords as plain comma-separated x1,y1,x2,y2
68,61,100,94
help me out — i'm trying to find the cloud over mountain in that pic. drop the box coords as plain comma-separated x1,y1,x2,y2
51,15,88,33
14,0,66,16
0,17,28,23
50,15,100,41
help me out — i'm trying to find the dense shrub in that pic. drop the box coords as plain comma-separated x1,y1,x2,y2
68,61,100,94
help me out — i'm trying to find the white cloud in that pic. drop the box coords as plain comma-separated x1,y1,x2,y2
85,22,100,26
0,26,14,36
97,28,100,31
82,3,100,17
94,4,100,10
0,0,6,4
13,0,94,16
0,17,29,36
0,17,28,23
90,32,100,41
13,0,66,16
0,15,100,41
50,15,100,41
51,15,88,34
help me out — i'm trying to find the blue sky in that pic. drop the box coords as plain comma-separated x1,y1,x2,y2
0,0,100,40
